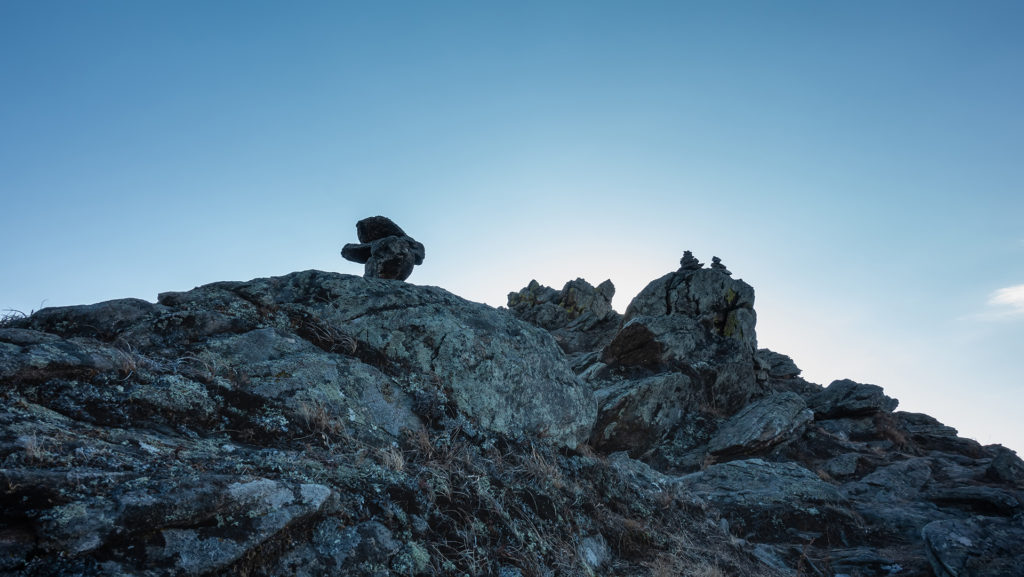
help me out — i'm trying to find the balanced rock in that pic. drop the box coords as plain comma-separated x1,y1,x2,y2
341,216,425,281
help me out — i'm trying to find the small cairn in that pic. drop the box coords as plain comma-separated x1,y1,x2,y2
341,216,425,281
710,256,732,276
679,250,704,271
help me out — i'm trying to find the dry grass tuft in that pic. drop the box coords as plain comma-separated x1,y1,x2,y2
0,309,29,328
296,399,346,437
378,444,405,472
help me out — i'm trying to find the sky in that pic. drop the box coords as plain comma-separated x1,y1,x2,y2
2,1,1022,453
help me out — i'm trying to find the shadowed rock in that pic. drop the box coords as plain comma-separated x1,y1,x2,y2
809,378,898,419
5,248,1024,577
341,216,425,280
601,251,760,412
923,516,1024,577
507,278,621,358
707,392,813,458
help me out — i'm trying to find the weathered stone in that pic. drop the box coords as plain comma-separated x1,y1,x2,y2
0,336,129,382
591,373,713,458
809,379,898,419
842,458,933,502
923,516,1024,577
4,252,1024,577
816,415,880,442
672,458,854,542
822,453,862,478
341,216,425,280
839,458,948,543
576,533,611,574
607,451,674,491
507,278,622,356
181,271,595,447
825,547,909,577
986,445,1024,486
898,412,986,456
32,475,330,570
355,215,407,243
755,349,801,380
707,392,813,458
925,486,1024,516
155,479,331,575
602,262,760,413
24,298,161,341
754,348,821,396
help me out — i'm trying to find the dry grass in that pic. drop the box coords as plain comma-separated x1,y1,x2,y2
522,443,565,489
874,412,911,451
377,444,405,472
294,316,357,355
295,399,346,437
18,433,51,464
0,309,29,328
646,532,733,577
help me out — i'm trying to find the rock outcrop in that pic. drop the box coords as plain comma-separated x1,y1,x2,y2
507,278,622,363
2,251,1022,577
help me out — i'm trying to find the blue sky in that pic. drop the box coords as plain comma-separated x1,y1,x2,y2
3,1,1023,453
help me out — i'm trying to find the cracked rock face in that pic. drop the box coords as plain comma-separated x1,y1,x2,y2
602,263,760,413
707,392,813,458
5,253,1024,577
923,516,1024,577
584,256,762,468
506,277,622,359
163,271,597,448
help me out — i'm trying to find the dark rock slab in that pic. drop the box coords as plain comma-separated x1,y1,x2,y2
923,516,1024,577
754,348,821,397
24,298,162,341
842,458,933,502
672,458,854,542
591,373,715,459
707,392,813,458
925,486,1024,516
809,379,898,419
898,412,987,456
839,458,959,544
985,445,1024,487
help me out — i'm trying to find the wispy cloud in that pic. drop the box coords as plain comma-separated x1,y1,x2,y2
985,284,1024,319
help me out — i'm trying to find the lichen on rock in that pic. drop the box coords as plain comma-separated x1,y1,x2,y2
1,250,1022,577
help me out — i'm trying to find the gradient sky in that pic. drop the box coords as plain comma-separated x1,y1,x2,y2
3,1,1023,453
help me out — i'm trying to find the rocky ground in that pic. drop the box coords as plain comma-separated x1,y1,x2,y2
2,257,1022,576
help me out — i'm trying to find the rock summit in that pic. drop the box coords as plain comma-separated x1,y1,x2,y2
1,250,1021,576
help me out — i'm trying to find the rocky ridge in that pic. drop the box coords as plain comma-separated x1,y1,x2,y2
1,254,1022,576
